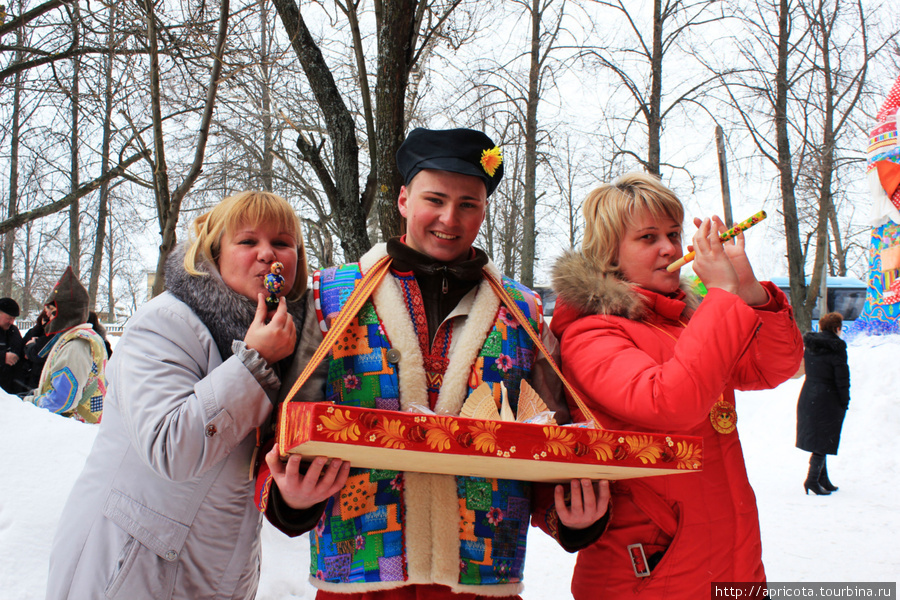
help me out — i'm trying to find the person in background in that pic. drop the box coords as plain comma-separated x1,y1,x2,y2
0,297,25,394
796,311,850,495
21,306,53,392
549,172,804,599
257,128,610,599
23,268,108,423
44,191,317,600
87,310,114,358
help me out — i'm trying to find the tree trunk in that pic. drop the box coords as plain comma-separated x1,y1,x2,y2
272,0,370,262
519,0,541,288
374,0,416,241
151,0,231,296
2,28,23,298
88,3,116,309
68,1,81,277
259,0,275,192
828,208,845,275
715,125,734,227
775,0,809,331
806,11,837,319
647,0,664,176
145,0,172,297
107,212,115,320
483,200,495,259
22,223,37,314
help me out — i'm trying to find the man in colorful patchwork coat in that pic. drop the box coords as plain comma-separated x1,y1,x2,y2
24,267,107,423
256,128,610,599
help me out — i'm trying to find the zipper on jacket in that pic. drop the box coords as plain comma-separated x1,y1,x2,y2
436,266,448,294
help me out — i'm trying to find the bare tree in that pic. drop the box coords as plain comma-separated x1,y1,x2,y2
272,0,468,262
717,0,893,331
271,0,371,262
467,104,526,279
142,0,231,296
0,0,75,39
458,0,571,285
546,132,612,250
1,0,26,297
1,0,151,301
86,1,121,307
579,0,726,177
65,1,82,275
0,152,146,235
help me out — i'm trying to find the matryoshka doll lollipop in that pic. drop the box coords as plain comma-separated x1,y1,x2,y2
264,261,285,309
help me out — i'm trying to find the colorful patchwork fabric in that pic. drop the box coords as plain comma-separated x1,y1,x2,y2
311,265,407,585
456,276,539,585
391,272,535,585
42,367,78,413
310,469,406,583
29,325,106,423
457,477,531,585
312,262,542,588
467,278,541,412
314,264,401,412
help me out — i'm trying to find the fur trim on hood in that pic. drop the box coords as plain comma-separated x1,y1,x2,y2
165,245,306,360
802,330,846,355
551,249,698,320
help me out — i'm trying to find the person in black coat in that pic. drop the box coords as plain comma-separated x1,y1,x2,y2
0,297,26,395
796,312,850,495
21,307,53,392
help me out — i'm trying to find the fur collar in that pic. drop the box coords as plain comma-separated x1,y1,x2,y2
803,330,846,355
165,245,306,360
551,249,698,320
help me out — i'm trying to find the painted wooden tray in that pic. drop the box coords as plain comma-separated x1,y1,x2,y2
277,402,703,483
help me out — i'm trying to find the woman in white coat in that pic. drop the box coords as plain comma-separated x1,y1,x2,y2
45,191,346,600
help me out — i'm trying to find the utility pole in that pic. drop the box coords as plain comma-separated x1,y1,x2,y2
715,125,734,227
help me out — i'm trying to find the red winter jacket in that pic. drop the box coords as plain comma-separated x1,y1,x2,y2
549,251,803,600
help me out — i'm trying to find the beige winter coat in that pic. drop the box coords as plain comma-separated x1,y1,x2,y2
44,251,301,600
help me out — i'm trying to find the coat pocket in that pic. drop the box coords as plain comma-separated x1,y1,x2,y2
615,480,682,582
102,489,190,599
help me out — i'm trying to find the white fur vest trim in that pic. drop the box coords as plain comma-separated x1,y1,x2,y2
358,243,503,416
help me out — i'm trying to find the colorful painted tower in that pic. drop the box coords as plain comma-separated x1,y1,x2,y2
850,74,900,336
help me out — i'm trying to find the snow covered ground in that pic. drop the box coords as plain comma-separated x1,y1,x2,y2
1,335,898,599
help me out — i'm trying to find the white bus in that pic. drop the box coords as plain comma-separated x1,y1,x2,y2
768,276,867,325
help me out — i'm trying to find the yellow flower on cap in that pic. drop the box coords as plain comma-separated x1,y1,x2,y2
480,146,503,177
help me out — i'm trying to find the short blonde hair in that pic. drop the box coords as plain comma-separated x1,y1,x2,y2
184,191,308,301
581,172,684,273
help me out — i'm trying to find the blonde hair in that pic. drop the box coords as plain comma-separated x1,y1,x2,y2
581,172,684,273
184,191,308,301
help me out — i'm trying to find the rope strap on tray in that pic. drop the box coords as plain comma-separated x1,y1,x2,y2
482,271,603,429
277,256,393,454
282,255,393,405
278,256,604,440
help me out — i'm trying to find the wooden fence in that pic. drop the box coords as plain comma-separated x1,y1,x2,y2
15,320,125,336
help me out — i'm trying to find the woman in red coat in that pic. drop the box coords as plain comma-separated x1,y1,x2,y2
550,173,803,599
